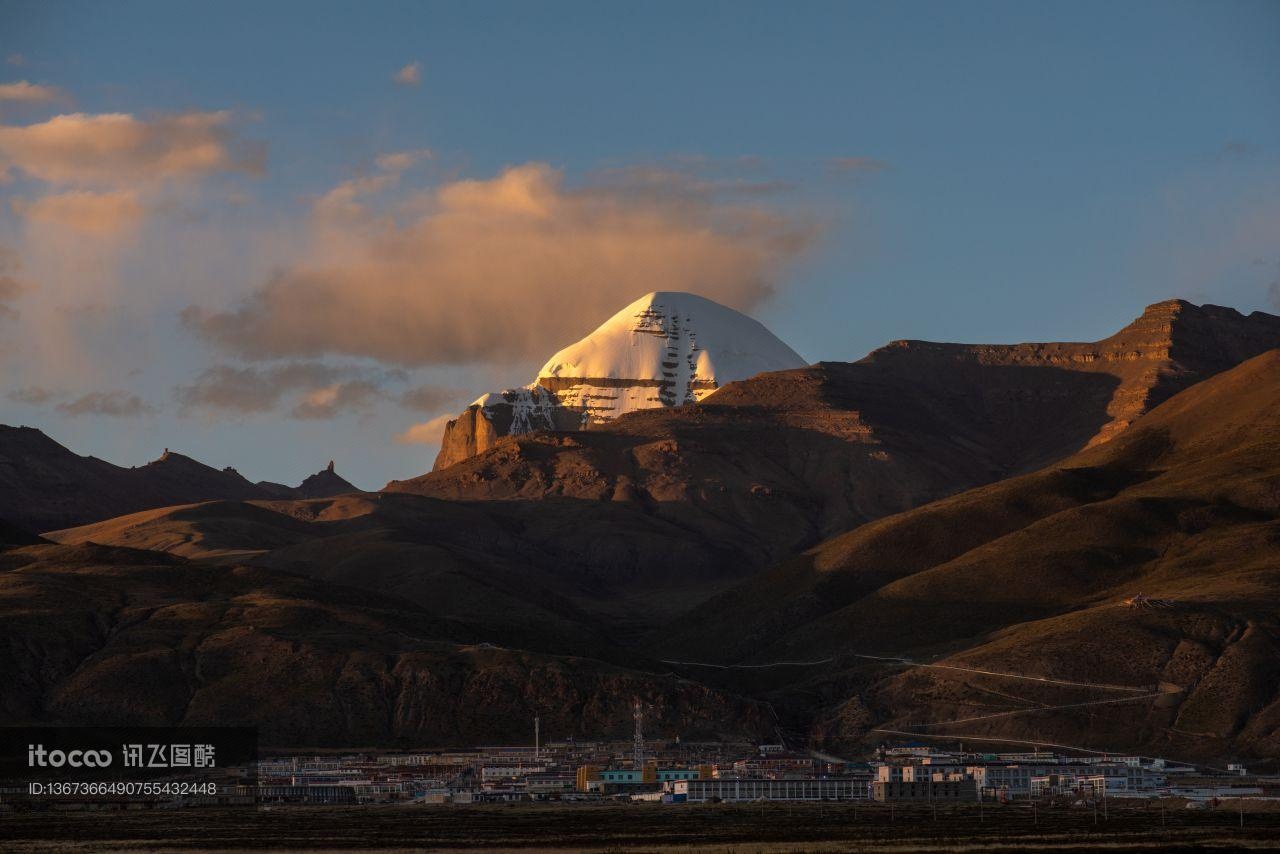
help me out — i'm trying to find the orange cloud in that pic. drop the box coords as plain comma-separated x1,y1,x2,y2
394,413,453,445
188,162,818,366
290,380,383,419
0,81,62,103
375,149,431,172
394,61,422,87
0,111,263,187
12,189,144,235
0,243,24,317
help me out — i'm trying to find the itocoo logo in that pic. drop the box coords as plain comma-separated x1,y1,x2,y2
27,744,113,768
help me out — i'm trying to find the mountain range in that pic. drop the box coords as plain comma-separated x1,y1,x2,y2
0,427,358,532
1,293,1277,761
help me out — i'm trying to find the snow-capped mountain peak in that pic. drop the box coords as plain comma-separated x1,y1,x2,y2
433,291,807,470
535,291,806,423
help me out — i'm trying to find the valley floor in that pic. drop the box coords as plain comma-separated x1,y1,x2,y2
4,801,1280,852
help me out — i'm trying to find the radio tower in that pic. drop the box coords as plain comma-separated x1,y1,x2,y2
632,701,645,769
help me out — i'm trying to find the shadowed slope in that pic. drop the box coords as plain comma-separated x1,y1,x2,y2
655,350,1280,760
0,541,770,747
400,301,1280,576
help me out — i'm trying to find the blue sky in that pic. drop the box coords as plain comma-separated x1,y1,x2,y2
1,0,1278,488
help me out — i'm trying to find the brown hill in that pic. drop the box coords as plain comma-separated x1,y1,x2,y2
654,350,1280,760
256,460,359,499
0,426,358,532
0,539,770,747
393,300,1280,572
44,491,740,659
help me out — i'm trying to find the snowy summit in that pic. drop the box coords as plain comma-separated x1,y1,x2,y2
536,291,807,423
432,291,808,469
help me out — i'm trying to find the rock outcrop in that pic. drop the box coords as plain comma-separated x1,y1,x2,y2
258,460,358,500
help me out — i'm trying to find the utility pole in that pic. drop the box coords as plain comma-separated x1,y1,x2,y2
534,715,540,762
633,701,645,770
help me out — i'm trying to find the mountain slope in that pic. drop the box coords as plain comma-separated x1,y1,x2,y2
396,300,1280,572
0,541,769,746
257,460,359,499
0,427,357,532
44,490,746,660
654,349,1280,760
434,291,807,469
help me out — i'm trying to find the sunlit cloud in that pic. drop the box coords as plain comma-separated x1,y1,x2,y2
394,61,422,87
187,162,818,367
0,243,25,319
375,149,431,172
394,413,452,445
0,110,263,187
11,189,144,235
0,81,63,104
290,380,384,419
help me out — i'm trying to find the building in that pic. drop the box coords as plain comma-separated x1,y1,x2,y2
576,765,705,795
674,778,869,802
871,779,978,802
731,754,815,779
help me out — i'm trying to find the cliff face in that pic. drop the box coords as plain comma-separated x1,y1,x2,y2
435,387,584,470
864,299,1280,448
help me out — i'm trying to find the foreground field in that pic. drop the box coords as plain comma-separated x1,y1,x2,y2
4,801,1280,852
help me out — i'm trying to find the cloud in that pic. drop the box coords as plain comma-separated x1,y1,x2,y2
0,243,25,318
312,150,434,221
588,163,794,200
56,390,153,417
186,162,818,367
11,189,144,235
6,385,52,404
375,149,431,173
394,61,422,87
0,111,263,187
828,157,890,175
174,361,398,419
6,55,24,68
290,380,384,419
312,173,397,222
0,81,63,103
399,384,464,412
394,413,453,445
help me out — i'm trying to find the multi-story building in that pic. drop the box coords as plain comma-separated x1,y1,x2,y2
871,779,979,802
674,778,869,802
